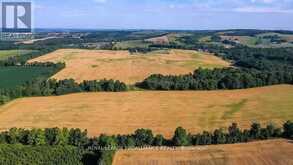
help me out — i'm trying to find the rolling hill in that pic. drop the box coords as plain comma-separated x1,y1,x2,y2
28,49,230,84
0,85,292,137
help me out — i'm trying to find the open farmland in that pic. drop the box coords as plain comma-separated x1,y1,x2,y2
113,40,151,49
28,49,230,84
257,32,293,42
0,85,292,137
0,50,36,61
220,33,293,48
113,139,293,165
220,35,259,46
145,35,169,44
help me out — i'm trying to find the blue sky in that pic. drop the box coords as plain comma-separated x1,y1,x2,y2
3,0,293,30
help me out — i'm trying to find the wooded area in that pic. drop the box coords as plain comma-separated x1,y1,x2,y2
140,43,293,90
0,121,292,165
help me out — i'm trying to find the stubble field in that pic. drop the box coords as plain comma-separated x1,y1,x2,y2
113,139,293,165
0,85,292,137
28,49,230,84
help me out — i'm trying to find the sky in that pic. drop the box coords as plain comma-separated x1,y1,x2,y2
2,0,293,30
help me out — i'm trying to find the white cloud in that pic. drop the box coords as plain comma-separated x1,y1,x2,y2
94,0,107,3
61,10,90,17
187,0,293,13
251,0,275,3
33,4,44,10
234,6,293,13
169,4,175,9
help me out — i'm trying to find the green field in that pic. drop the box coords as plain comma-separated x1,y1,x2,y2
0,66,56,88
219,33,293,48
0,50,36,61
113,40,151,49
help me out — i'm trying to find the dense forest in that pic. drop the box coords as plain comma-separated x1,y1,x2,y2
0,121,292,165
0,145,83,165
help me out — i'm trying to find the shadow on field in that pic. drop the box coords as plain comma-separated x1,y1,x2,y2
82,153,99,165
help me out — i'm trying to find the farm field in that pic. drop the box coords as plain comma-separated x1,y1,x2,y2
220,33,293,48
113,139,293,165
28,49,230,84
0,85,292,137
220,35,258,46
0,50,36,60
0,66,56,88
113,40,151,49
145,35,169,44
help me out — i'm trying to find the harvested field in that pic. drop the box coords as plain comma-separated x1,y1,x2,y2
0,85,292,137
145,35,169,44
113,139,293,165
28,49,230,84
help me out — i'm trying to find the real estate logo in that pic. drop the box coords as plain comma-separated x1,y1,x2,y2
2,2,31,32
1,1,32,41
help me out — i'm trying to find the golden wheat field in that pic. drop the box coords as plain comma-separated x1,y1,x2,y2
28,49,230,84
113,139,293,165
0,85,292,137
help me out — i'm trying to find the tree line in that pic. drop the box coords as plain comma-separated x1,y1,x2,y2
0,47,57,66
0,121,292,165
128,47,158,54
0,78,127,105
137,67,293,90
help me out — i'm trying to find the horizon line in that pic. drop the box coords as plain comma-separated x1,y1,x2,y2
22,28,293,32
